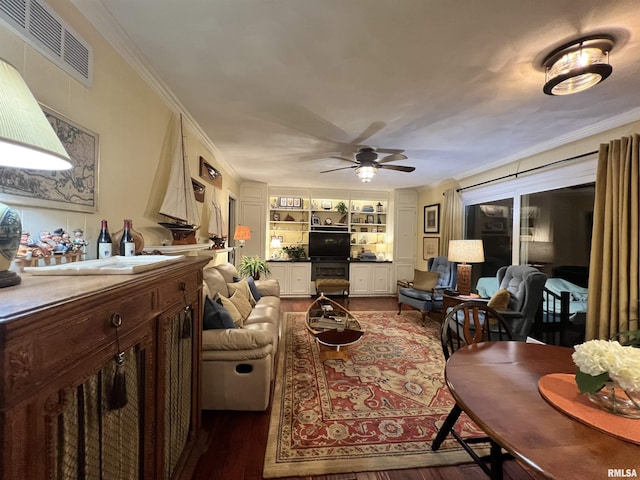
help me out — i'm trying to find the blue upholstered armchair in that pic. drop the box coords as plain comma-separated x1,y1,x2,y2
397,256,457,324
494,265,547,341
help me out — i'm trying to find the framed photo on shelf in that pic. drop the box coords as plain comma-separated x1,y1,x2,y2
424,203,441,234
311,215,320,226
423,237,440,260
293,197,301,208
366,214,374,224
279,197,288,207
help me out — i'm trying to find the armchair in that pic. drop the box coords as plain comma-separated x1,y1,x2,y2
495,265,547,341
397,256,457,324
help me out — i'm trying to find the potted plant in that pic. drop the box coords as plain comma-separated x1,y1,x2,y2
336,201,348,224
237,256,271,280
282,245,307,261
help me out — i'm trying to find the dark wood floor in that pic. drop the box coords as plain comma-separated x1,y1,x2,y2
191,296,537,480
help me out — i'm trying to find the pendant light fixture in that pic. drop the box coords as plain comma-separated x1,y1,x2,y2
355,165,377,183
542,35,615,96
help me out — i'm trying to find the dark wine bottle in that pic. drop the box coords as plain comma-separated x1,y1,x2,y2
119,219,135,257
97,219,112,259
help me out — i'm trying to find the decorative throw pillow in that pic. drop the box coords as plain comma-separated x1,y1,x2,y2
217,294,243,327
246,276,262,302
228,278,256,306
412,269,440,291
488,288,510,311
203,295,235,330
228,291,253,323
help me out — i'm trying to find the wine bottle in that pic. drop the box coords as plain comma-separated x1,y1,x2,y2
97,219,112,259
119,219,135,257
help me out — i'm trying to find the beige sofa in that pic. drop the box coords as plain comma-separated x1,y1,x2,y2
201,262,281,411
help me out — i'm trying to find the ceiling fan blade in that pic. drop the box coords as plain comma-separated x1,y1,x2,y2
378,164,416,173
378,153,408,163
349,121,386,146
330,155,358,164
320,165,357,173
374,147,405,155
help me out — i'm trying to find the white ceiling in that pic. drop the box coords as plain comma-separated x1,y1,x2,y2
74,0,640,191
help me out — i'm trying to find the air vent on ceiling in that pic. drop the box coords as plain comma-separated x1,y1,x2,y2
0,0,92,87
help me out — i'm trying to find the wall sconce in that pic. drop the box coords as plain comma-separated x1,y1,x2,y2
0,58,73,287
542,35,615,96
448,239,485,296
233,225,251,247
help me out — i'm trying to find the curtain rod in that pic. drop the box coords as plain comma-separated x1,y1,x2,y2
455,150,598,193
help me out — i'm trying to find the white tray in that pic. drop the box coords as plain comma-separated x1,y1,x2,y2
24,255,184,275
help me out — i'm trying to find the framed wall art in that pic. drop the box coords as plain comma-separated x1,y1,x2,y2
423,237,440,260
0,105,99,213
423,203,440,234
199,156,222,189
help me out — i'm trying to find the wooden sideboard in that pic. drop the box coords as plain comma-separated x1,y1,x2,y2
0,255,210,480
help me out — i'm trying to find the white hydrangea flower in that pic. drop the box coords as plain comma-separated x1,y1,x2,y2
572,339,640,393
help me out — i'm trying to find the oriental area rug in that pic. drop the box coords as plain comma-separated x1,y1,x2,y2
263,310,487,478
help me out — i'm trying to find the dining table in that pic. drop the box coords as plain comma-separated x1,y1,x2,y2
445,341,639,480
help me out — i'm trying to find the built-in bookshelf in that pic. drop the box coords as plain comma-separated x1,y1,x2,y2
267,189,390,261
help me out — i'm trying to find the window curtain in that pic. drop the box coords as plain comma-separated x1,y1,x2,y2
441,188,463,255
586,134,639,340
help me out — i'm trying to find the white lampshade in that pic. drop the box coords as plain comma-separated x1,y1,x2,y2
270,237,282,249
0,58,72,170
448,240,485,264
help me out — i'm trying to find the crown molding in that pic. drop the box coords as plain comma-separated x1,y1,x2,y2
70,0,240,182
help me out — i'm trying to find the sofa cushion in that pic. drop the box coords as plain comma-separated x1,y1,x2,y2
204,268,229,298
217,294,243,327
254,278,280,297
203,295,236,330
229,291,253,322
399,287,434,301
214,262,240,284
254,296,280,310
202,327,272,351
246,276,262,301
245,305,280,326
413,269,440,291
228,278,256,306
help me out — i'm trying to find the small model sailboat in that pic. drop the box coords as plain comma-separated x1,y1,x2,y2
208,197,227,249
158,114,200,244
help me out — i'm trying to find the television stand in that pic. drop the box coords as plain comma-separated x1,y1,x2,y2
311,260,349,281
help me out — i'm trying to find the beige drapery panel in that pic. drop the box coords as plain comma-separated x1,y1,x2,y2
586,134,640,340
441,188,463,256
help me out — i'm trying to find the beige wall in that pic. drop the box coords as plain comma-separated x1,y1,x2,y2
416,119,640,271
0,0,238,261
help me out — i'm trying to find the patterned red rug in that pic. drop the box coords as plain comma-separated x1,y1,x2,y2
263,310,487,478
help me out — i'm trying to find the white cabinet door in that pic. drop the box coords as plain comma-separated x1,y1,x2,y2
350,264,371,295
267,262,289,293
240,201,265,259
289,263,311,295
372,264,391,294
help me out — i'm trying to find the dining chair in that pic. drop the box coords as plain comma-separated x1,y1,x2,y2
432,300,514,480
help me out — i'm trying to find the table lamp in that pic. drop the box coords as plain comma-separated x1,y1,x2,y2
0,58,73,288
448,240,485,295
233,225,251,247
270,237,282,258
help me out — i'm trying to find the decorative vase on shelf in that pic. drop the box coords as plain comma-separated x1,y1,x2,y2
111,219,145,255
587,381,640,419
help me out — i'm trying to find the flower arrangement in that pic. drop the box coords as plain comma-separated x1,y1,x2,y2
572,337,640,418
572,339,640,394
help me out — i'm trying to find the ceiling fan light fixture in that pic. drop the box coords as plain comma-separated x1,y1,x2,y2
356,165,377,183
542,35,614,96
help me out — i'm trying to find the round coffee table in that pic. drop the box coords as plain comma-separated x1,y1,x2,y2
306,294,363,360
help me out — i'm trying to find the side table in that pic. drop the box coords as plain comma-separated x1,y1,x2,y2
442,293,486,311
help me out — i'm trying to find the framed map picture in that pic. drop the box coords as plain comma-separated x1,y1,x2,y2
0,105,99,213
423,237,440,259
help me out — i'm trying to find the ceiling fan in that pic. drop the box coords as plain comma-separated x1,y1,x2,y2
321,147,416,183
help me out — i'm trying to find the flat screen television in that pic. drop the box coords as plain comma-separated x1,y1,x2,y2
308,231,350,260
